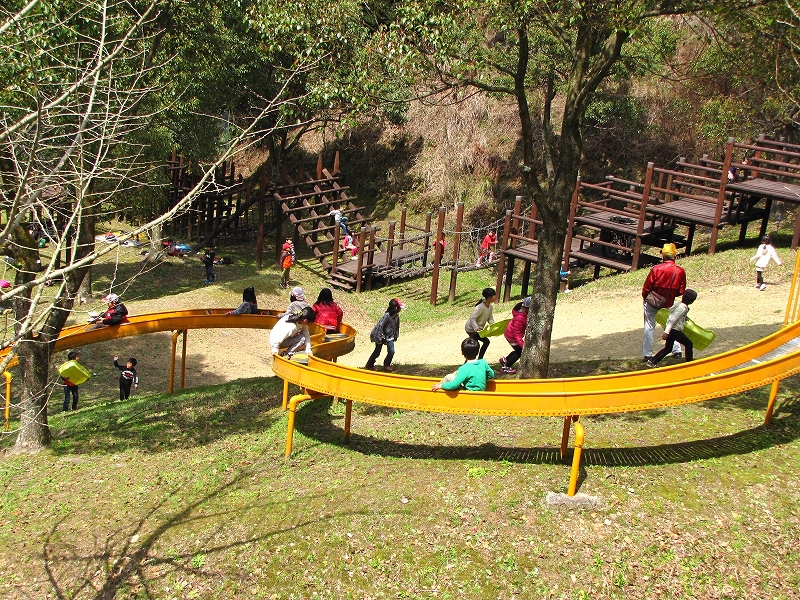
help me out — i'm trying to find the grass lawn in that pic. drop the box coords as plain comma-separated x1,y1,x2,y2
1,223,799,598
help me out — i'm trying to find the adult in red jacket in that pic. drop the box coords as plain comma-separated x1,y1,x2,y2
641,243,686,360
312,288,344,333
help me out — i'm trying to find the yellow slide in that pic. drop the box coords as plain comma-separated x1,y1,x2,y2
274,318,800,494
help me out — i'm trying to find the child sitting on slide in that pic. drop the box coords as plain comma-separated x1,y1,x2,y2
432,337,495,392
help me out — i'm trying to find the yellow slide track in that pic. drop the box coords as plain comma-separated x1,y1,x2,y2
1,309,357,430
274,318,800,495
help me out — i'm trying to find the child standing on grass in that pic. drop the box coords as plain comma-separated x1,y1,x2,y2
365,298,403,372
465,287,496,360
202,245,216,284
279,239,295,289
432,337,494,392
750,234,782,291
500,297,530,374
646,289,697,367
61,351,81,411
114,356,139,400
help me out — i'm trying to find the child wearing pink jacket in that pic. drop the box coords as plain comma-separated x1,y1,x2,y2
499,297,530,374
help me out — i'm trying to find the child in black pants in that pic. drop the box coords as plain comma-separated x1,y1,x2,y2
114,356,139,400
202,245,216,284
62,351,80,411
646,289,697,367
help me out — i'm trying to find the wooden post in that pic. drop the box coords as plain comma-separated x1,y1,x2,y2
631,163,654,271
496,210,513,301
429,207,446,306
385,221,396,268
331,217,340,274
355,226,367,293
511,196,522,251
421,212,432,266
365,226,377,291
316,154,323,180
448,202,464,302
333,151,340,176
399,206,407,249
562,177,581,275
712,138,736,254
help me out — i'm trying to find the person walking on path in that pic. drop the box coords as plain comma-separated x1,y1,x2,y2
500,296,530,374
365,298,403,372
113,356,138,400
465,287,496,360
647,289,698,367
750,234,782,291
642,243,686,361
279,239,295,289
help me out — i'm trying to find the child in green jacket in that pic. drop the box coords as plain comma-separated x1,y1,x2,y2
432,337,495,392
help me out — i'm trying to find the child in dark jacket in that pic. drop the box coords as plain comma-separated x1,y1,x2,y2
365,298,403,372
114,356,139,400
227,287,258,315
202,246,216,284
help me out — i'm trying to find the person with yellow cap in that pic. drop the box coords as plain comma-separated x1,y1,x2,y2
641,243,686,362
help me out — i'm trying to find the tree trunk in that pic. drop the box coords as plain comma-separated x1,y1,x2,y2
76,267,93,304
518,176,575,378
75,213,96,304
141,222,163,265
12,339,52,451
12,206,95,452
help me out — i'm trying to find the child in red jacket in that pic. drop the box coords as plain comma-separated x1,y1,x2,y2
499,296,530,374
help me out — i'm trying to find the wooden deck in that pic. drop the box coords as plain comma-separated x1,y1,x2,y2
726,178,800,203
331,247,428,277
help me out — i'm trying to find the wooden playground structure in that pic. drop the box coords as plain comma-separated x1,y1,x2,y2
160,133,800,302
556,134,800,281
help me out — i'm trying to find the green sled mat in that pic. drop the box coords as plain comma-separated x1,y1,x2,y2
656,308,715,351
478,318,511,338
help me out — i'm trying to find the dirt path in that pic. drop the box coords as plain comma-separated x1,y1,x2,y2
339,283,789,370
111,280,789,394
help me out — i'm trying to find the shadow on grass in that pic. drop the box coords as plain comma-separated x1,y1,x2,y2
49,377,285,456
41,464,369,600
86,243,286,305
292,395,800,469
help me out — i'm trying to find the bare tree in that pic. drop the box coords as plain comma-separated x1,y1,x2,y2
0,0,309,451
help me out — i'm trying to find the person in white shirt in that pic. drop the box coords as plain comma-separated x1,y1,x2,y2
270,307,316,357
464,287,496,359
750,234,782,291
